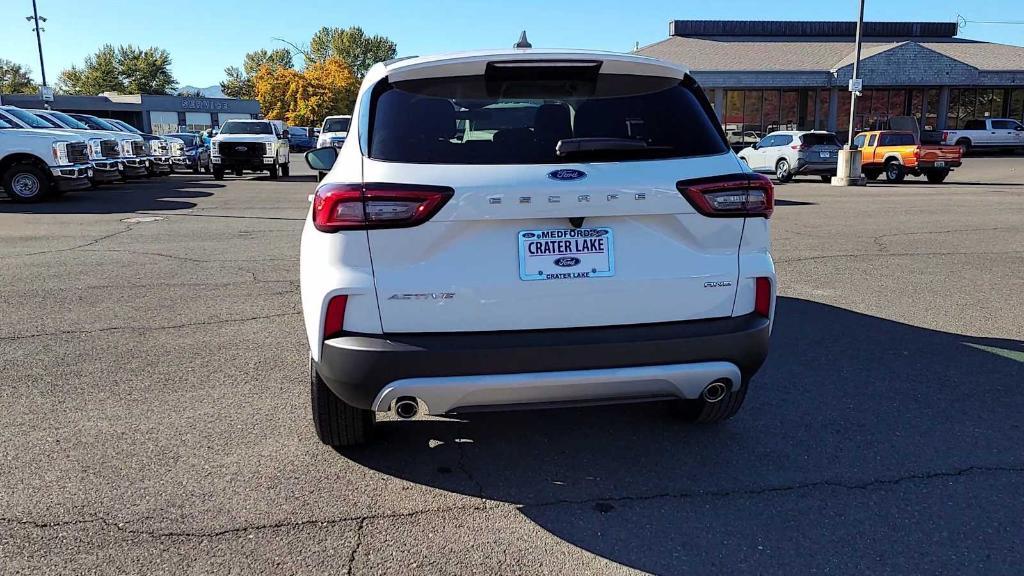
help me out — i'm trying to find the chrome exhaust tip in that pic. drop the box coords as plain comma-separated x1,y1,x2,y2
394,397,419,419
702,381,729,403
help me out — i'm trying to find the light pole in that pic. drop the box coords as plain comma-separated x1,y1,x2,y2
26,0,48,87
846,0,865,148
833,0,868,186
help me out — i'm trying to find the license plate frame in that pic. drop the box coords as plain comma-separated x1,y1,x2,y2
518,228,615,281
935,161,946,168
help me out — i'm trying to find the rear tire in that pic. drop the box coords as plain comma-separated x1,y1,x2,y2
956,138,972,156
674,378,749,424
884,160,906,183
2,163,53,203
281,162,290,177
212,167,225,180
311,359,374,447
775,159,793,183
926,169,950,184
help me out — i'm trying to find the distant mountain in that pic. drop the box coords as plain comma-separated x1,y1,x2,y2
175,85,227,99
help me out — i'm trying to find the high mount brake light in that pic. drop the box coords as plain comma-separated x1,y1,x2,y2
312,183,454,232
677,173,775,218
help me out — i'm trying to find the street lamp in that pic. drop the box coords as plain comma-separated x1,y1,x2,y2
26,0,48,87
833,0,868,186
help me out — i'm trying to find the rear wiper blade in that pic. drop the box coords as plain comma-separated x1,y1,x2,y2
555,137,663,156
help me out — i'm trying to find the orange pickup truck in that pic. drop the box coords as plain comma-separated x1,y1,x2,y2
853,130,962,183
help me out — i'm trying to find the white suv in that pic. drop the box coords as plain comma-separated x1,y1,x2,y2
737,131,841,183
300,49,776,446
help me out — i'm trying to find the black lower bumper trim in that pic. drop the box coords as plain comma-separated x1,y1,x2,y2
316,314,771,410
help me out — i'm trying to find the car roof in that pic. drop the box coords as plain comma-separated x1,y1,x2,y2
364,48,689,85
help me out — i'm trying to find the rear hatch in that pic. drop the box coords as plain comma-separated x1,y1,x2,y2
799,132,841,164
361,57,751,333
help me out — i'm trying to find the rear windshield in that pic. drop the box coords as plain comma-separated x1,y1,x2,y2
323,118,350,133
801,133,840,147
220,121,272,135
368,71,726,164
878,133,916,146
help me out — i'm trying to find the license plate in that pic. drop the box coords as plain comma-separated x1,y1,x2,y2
518,228,615,281
935,161,945,167
820,151,831,158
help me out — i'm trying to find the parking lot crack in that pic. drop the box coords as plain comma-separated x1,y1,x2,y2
4,226,134,258
872,226,1009,253
518,463,1024,510
346,517,367,576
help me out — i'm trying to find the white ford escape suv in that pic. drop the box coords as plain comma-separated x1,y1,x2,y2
300,49,776,446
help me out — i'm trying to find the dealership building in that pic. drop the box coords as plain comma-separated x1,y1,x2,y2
638,20,1024,140
0,93,260,135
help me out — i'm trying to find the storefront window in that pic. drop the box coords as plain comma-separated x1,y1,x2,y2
724,90,744,131
925,89,940,131
743,90,763,133
762,91,781,132
149,111,178,135
818,90,831,130
1010,89,1024,122
185,112,212,133
947,89,961,129
836,91,852,140
800,91,816,130
781,91,799,131
958,88,976,126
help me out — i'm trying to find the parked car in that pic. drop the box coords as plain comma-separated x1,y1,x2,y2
24,107,149,182
164,132,210,174
287,126,316,151
99,118,186,176
210,119,291,180
727,130,762,150
300,49,776,446
854,130,962,183
316,115,351,149
737,131,841,182
939,118,1024,154
0,115,92,202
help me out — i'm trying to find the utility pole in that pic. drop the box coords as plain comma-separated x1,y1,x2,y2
27,0,48,87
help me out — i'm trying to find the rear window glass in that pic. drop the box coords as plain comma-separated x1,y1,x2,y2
801,133,840,147
879,133,916,146
368,71,726,164
323,118,350,132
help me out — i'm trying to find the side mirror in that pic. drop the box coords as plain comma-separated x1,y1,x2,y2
305,146,338,172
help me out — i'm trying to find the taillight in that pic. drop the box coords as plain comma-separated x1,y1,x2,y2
677,173,774,218
323,295,348,339
312,183,454,232
754,277,772,317
942,131,948,141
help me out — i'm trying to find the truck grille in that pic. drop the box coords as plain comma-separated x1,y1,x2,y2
67,142,89,164
219,141,265,161
131,140,146,157
100,140,120,158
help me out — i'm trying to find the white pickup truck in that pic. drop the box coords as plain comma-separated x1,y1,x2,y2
210,119,291,180
941,118,1024,153
0,116,93,202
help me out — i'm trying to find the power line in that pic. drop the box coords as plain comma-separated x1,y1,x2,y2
958,14,1024,29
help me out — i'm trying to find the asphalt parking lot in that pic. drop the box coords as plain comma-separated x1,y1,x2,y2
1,159,1022,575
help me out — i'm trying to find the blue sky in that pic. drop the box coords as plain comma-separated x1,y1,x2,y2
2,0,1023,87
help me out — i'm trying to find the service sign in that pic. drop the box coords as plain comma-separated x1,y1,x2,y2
518,228,615,281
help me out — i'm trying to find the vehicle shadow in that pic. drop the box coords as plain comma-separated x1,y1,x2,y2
339,297,1024,573
0,175,221,214
775,199,817,206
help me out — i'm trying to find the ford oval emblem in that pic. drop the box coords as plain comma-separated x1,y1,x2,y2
547,169,587,181
554,256,581,267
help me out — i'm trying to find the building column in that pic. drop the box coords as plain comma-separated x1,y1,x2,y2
937,87,950,130
714,90,725,123
828,87,839,132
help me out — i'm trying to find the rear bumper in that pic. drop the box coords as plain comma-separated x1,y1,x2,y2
795,160,838,175
315,314,771,413
917,160,962,170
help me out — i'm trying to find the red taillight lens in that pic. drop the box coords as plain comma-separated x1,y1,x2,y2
324,295,348,339
313,183,454,232
678,173,774,218
754,277,772,317
942,131,948,141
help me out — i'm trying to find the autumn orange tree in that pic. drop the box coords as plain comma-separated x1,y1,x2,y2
252,57,358,127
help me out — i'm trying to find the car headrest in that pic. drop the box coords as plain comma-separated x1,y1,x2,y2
534,104,572,141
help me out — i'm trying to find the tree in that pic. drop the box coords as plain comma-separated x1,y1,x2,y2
176,88,206,98
57,44,177,95
307,26,397,78
253,57,357,127
0,60,36,94
220,48,293,99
